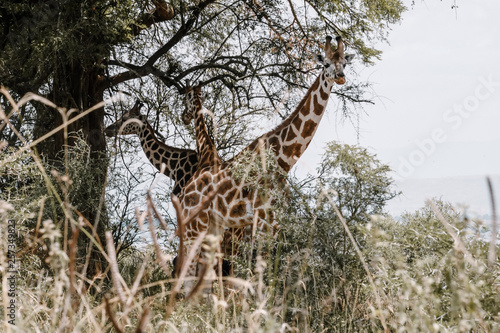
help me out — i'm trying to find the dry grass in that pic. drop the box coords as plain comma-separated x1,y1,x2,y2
1,91,499,332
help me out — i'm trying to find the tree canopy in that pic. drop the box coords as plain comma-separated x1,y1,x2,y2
1,0,406,150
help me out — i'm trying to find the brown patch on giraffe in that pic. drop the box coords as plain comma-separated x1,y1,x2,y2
313,95,323,115
242,187,253,198
198,212,209,224
286,127,297,141
246,140,258,151
197,173,211,192
253,195,263,208
225,189,238,204
319,86,329,100
302,119,316,138
292,115,303,131
218,179,232,194
268,136,280,152
230,201,247,217
282,143,302,158
206,184,214,195
258,209,266,220
310,75,320,92
184,192,200,207
184,182,196,194
300,96,312,116
216,197,228,216
277,157,290,172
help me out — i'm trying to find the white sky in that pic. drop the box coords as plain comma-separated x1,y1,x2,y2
293,0,500,215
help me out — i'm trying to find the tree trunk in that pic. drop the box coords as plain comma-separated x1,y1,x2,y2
33,57,109,281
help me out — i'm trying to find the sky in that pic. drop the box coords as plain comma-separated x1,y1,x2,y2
292,0,500,216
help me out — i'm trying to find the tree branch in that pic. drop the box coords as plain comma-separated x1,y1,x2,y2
145,0,216,68
104,0,216,91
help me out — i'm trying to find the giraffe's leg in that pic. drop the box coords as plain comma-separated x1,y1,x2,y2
181,233,221,297
183,262,198,295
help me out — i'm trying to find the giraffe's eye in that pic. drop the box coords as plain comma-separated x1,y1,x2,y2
324,63,330,68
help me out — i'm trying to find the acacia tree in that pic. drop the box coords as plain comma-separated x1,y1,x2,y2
0,0,405,278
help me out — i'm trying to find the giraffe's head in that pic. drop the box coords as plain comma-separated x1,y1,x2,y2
317,36,355,85
105,100,146,137
181,84,204,126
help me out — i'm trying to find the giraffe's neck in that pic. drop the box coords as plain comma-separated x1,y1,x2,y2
194,107,222,169
137,122,198,195
239,71,333,172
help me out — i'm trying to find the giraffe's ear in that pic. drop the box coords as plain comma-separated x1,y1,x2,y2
345,54,355,64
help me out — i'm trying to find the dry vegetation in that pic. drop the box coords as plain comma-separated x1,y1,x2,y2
1,92,499,332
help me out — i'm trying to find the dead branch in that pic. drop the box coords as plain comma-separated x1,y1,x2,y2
145,196,173,278
134,305,151,333
104,296,125,333
486,177,497,268
105,231,127,307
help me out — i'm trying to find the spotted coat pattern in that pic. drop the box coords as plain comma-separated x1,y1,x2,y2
104,101,199,195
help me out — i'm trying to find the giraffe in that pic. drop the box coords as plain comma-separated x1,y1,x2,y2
174,36,355,292
180,83,243,275
236,35,355,171
181,83,222,169
104,100,199,195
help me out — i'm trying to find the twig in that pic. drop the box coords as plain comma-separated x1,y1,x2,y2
145,198,173,278
427,200,478,268
135,305,151,333
69,218,81,311
323,190,388,332
128,255,149,307
104,296,125,333
147,190,170,232
486,177,497,268
105,231,127,307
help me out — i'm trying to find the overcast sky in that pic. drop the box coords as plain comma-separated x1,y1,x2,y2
292,0,500,215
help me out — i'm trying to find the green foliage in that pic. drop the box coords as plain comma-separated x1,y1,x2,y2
316,142,399,223
0,0,136,91
0,148,45,222
0,132,119,273
230,147,287,194
267,142,398,330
